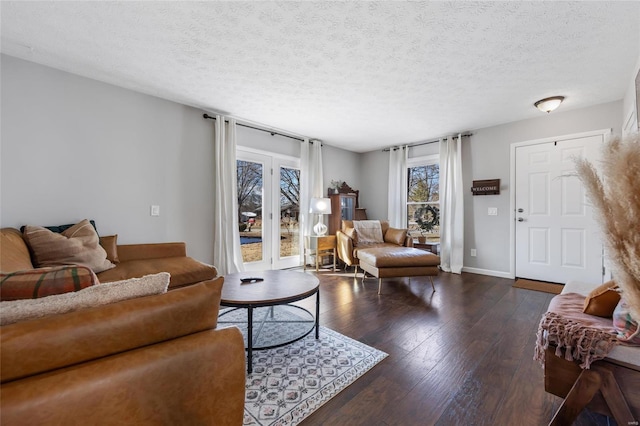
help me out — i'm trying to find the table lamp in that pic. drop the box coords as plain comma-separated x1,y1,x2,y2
309,197,332,236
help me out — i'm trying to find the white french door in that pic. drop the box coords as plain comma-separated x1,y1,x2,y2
237,148,301,271
513,131,608,284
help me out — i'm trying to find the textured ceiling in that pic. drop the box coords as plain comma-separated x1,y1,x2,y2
1,1,639,153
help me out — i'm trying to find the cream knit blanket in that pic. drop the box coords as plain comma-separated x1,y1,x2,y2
353,220,384,244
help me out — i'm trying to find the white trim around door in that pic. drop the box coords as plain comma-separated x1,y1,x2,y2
508,128,612,281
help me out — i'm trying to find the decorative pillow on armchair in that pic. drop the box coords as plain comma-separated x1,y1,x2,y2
23,219,115,273
384,228,407,246
0,265,99,301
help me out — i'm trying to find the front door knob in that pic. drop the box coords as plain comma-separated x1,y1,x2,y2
518,217,525,222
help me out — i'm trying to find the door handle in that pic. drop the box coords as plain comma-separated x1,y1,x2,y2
518,217,525,222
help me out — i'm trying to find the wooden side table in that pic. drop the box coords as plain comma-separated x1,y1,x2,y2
414,241,440,255
304,235,336,272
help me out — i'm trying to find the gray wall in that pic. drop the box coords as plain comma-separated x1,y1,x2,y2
1,53,631,276
358,102,622,276
321,144,362,199
0,55,355,263
622,54,640,133
461,101,622,276
1,55,217,262
236,125,300,158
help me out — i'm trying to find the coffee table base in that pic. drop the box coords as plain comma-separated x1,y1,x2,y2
219,295,320,373
220,270,321,374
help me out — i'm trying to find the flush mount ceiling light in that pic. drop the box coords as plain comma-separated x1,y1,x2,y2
534,96,565,113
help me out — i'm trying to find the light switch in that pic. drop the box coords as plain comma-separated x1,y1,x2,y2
150,205,160,216
488,207,498,216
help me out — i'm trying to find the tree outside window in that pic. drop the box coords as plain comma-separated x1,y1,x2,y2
407,162,440,241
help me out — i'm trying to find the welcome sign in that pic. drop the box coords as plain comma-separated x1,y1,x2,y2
471,179,500,195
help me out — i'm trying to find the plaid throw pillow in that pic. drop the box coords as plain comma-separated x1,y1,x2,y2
0,265,99,301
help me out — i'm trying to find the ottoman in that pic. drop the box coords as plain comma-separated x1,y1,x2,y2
357,247,440,294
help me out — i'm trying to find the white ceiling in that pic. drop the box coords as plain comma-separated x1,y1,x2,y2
1,1,639,153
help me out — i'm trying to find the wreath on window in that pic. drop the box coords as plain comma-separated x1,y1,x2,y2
415,205,440,234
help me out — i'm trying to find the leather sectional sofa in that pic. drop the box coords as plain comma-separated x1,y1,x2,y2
0,227,246,425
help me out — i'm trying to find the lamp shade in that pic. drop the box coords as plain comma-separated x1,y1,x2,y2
534,96,564,113
309,197,332,215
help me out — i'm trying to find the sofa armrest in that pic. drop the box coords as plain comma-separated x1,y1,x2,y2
404,235,414,247
336,231,356,266
117,242,187,262
1,327,246,426
1,278,223,383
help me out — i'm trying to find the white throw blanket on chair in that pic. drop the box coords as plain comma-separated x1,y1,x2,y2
353,220,384,244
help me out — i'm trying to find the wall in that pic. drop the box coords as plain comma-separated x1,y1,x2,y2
1,55,217,261
622,53,640,134
359,101,623,277
0,55,360,264
461,101,621,277
236,125,300,158
322,144,362,199
1,54,629,273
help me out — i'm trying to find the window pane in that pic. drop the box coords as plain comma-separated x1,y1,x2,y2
408,165,439,203
279,166,300,258
237,160,263,263
407,163,440,241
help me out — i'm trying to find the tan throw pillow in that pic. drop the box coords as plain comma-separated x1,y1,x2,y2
384,228,407,246
0,272,170,325
583,280,620,318
99,235,120,264
23,219,115,273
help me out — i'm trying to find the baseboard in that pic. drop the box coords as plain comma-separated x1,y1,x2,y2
461,267,513,279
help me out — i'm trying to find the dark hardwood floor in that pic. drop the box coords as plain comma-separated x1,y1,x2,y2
293,268,613,426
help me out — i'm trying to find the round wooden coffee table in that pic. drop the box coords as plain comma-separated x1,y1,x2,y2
219,270,320,373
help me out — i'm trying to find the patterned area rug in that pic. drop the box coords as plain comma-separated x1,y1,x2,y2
219,307,387,426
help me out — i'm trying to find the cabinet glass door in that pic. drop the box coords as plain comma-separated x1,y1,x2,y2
341,195,354,220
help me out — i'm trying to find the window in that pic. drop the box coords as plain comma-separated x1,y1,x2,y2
407,155,440,241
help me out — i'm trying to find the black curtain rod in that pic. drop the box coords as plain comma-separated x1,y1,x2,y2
203,113,306,142
383,133,473,152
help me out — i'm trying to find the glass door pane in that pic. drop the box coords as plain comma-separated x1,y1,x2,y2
278,166,300,260
237,159,264,265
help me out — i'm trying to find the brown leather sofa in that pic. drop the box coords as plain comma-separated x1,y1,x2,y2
336,220,414,271
1,227,218,289
0,228,246,425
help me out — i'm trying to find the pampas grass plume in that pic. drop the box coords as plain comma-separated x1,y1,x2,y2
576,133,640,320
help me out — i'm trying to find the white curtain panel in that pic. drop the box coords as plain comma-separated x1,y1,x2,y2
388,146,408,228
212,116,244,275
299,139,324,262
439,135,464,274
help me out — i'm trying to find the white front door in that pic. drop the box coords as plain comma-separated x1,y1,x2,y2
514,133,605,284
